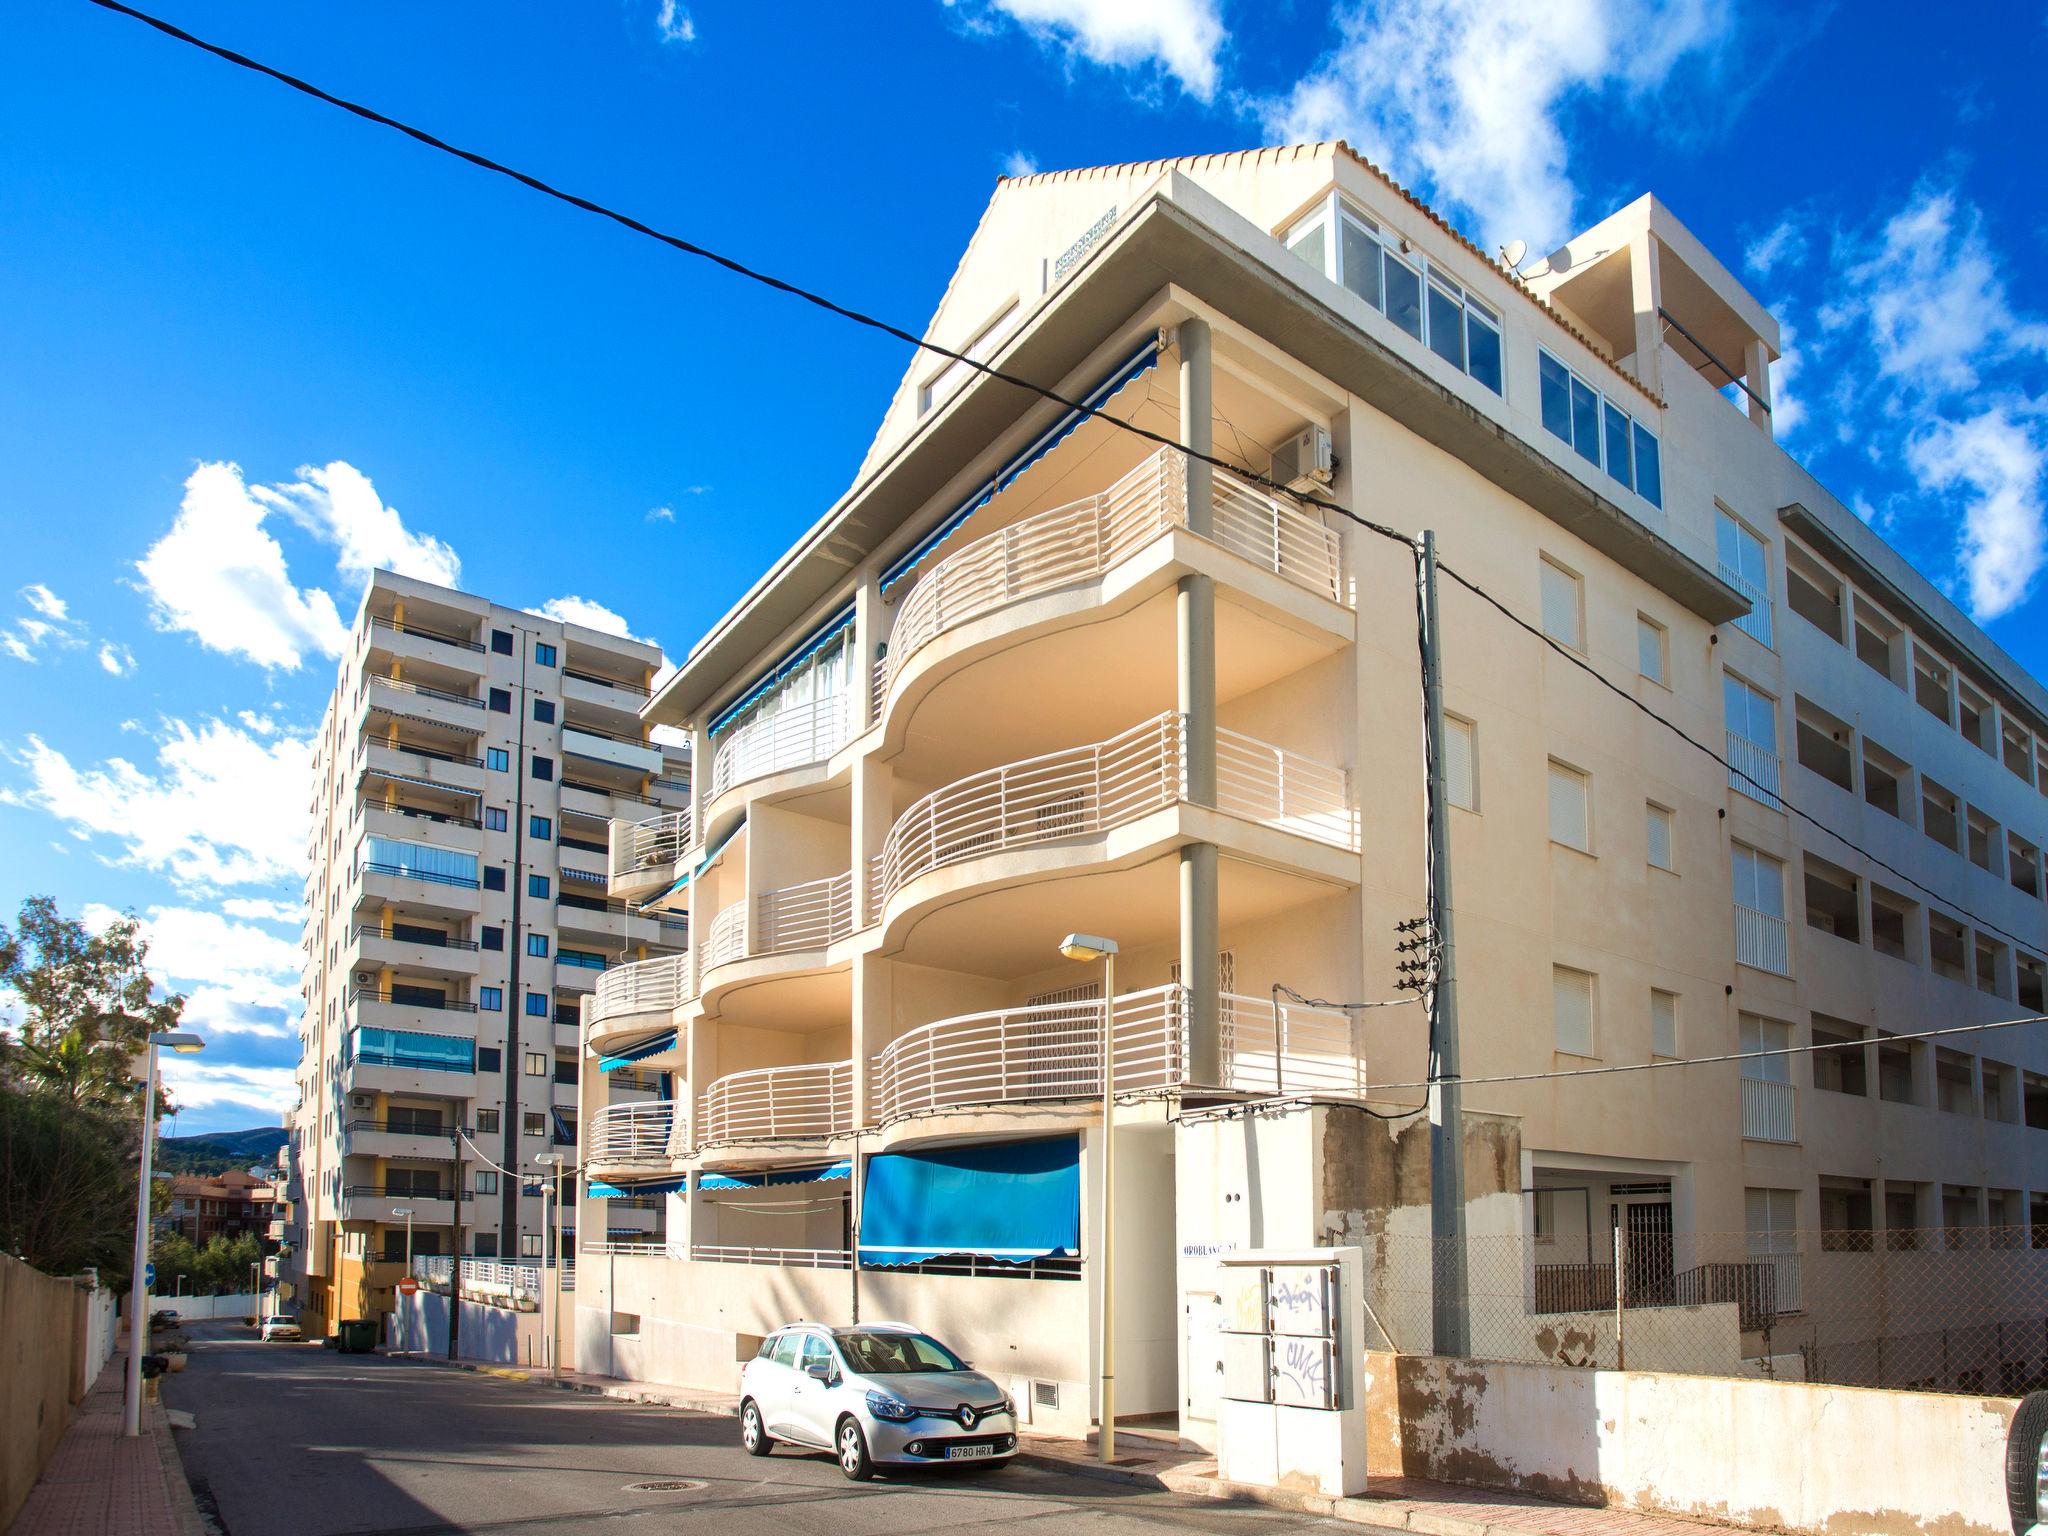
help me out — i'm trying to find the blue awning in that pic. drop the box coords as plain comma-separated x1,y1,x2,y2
857,1137,1079,1266
707,603,856,736
698,1161,850,1191
878,335,1162,596
598,1028,677,1072
589,1176,687,1198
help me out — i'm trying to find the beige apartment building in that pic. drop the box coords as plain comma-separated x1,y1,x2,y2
575,143,2048,1432
291,571,688,1335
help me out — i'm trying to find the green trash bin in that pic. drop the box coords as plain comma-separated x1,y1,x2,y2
336,1319,379,1354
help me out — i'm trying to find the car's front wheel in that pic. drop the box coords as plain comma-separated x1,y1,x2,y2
740,1399,772,1457
836,1417,874,1481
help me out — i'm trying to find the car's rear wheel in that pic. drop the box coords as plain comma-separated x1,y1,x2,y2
740,1399,772,1457
2007,1390,2048,1534
836,1417,874,1481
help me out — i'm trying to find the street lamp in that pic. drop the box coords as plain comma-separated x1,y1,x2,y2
389,1206,414,1352
1057,933,1118,1462
535,1154,568,1377
126,1030,204,1439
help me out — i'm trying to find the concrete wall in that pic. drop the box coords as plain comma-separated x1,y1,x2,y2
161,1290,263,1321
393,1287,568,1370
0,1256,109,1530
1368,1351,2017,1536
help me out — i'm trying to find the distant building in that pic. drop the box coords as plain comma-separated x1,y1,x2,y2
164,1168,277,1246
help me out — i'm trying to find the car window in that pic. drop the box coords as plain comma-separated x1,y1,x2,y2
800,1335,833,1375
836,1331,966,1374
768,1333,801,1368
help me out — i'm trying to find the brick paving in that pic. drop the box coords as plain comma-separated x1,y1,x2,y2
8,1358,199,1536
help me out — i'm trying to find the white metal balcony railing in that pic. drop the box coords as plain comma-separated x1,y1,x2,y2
588,1101,678,1163
709,693,851,801
690,1245,852,1269
1751,1248,1802,1314
609,809,691,883
1725,730,1784,811
872,449,1345,717
1741,1075,1797,1144
588,952,692,1030
1719,563,1774,647
1734,903,1791,976
700,872,856,976
875,711,1356,910
870,984,1361,1121
696,1059,854,1144
412,1256,572,1300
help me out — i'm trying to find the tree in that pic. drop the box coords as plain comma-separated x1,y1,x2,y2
0,1081,138,1276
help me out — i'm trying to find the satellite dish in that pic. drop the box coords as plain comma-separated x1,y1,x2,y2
1499,239,1528,271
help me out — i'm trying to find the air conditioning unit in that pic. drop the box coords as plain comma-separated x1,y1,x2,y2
350,1094,372,1110
1271,425,1334,491
355,971,375,987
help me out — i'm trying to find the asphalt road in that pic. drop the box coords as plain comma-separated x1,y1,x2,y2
164,1321,1378,1536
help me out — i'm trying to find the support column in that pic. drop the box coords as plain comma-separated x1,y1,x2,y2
1743,337,1774,437
1176,315,1221,1086
1627,232,1665,398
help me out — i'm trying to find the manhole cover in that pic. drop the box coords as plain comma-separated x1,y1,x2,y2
625,1480,705,1493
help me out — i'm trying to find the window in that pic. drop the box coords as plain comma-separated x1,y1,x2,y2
534,643,557,667
1745,1189,1800,1309
481,925,504,951
489,687,511,713
1552,965,1595,1056
491,629,513,656
524,993,549,1017
1966,809,1999,874
1869,885,1915,961
1538,348,1662,506
474,1232,499,1258
484,807,508,832
531,755,554,782
1732,844,1788,974
1716,510,1773,646
475,1171,498,1195
528,874,551,898
1794,698,1855,794
1650,989,1678,1057
527,934,550,958
533,699,555,725
1723,672,1782,808
558,948,607,971
479,986,502,1011
1854,600,1902,685
530,815,552,840
1645,803,1674,871
1444,715,1476,811
1803,855,1860,943
487,748,509,772
1547,760,1590,851
1861,741,1906,820
1636,615,1667,685
475,1108,500,1133
525,1051,548,1076
1812,1017,1867,1096
917,300,1021,415
1539,558,1582,648
523,1113,546,1137
1920,777,1960,851
520,1234,543,1258
1914,649,1952,724
476,1048,501,1074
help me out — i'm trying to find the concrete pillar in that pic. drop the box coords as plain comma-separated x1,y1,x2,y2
850,952,890,1130
852,564,885,733
1179,317,1213,535
1176,316,1221,1086
850,756,894,935
1744,337,1774,437
684,1015,714,1154
1627,232,1665,398
1180,845,1221,1084
688,721,713,840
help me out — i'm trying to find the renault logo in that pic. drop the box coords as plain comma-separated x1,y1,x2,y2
956,1404,977,1429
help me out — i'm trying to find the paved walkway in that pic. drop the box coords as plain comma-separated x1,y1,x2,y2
7,1355,203,1536
400,1354,1777,1536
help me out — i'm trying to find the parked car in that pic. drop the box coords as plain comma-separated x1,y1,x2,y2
738,1322,1017,1481
150,1308,181,1329
259,1317,303,1342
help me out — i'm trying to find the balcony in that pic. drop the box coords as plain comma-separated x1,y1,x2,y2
357,859,482,918
709,693,851,802
696,1060,853,1145
361,673,488,735
338,1184,467,1226
348,985,480,1037
345,924,481,981
1719,564,1774,647
563,724,663,776
342,1117,455,1161
871,984,1360,1121
1726,731,1783,811
588,1102,678,1166
589,952,693,1029
362,739,485,795
875,711,1355,912
361,615,486,672
872,448,1346,721
1741,1076,1797,1143
608,809,691,901
700,873,856,977
341,1026,476,1098
1734,903,1790,976
359,800,484,854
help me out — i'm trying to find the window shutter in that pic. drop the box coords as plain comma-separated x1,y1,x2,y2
1540,561,1580,647
1646,804,1673,870
1552,966,1594,1055
1650,989,1677,1057
1547,761,1589,850
1445,716,1476,810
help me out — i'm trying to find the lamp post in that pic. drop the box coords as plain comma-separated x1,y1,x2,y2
390,1206,414,1351
126,1030,204,1438
535,1154,567,1377
1058,933,1118,1462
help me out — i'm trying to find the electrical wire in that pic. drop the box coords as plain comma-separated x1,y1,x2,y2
1270,982,1430,1121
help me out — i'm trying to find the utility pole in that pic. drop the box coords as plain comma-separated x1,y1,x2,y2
1419,530,1470,1357
448,1123,463,1361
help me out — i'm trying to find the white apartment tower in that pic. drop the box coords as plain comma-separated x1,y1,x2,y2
293,571,687,1335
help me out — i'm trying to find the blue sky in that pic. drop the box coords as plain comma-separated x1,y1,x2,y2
1,0,2042,1133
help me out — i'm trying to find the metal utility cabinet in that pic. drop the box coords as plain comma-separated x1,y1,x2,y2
1215,1246,1367,1495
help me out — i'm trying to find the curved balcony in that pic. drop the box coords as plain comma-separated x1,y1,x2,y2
709,693,851,803
608,809,691,902
872,448,1345,716
699,873,857,979
587,952,692,1047
875,711,1356,911
695,1060,852,1145
871,985,1360,1122
588,1101,679,1166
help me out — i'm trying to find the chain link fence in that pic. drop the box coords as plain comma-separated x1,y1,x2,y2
1362,1226,2048,1396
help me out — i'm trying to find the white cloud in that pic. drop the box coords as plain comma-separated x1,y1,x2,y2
223,897,301,924
1004,149,1040,178
951,0,1226,100
1767,320,1806,438
4,715,310,891
97,642,135,676
656,0,696,43
1744,214,1808,277
22,585,68,622
1905,407,2046,622
645,505,675,523
1262,0,1730,251
528,595,650,643
156,1056,297,1116
2,584,86,664
84,902,302,1040
255,461,460,589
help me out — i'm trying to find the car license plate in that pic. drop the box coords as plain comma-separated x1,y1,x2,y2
946,1444,996,1460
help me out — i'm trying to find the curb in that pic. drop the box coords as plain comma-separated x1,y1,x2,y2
149,1401,213,1536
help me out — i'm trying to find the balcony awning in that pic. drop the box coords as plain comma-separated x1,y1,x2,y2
639,814,745,909
357,765,483,798
877,334,1163,597
698,1160,850,1191
707,602,856,736
857,1136,1078,1267
588,1176,686,1198
598,1028,678,1072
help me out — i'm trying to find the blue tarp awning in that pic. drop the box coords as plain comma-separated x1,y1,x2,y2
707,603,856,736
857,1137,1079,1266
589,1176,687,1198
878,335,1162,597
698,1161,850,1191
598,1028,677,1072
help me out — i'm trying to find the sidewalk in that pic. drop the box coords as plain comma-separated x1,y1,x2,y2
397,1354,1769,1536
7,1356,205,1536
